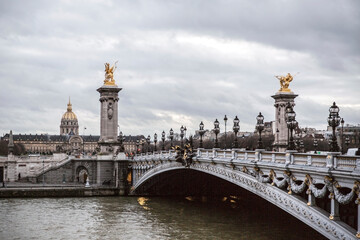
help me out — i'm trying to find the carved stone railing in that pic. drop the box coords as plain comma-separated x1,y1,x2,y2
133,149,359,172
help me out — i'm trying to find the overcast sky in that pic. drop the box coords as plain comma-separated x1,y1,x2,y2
0,0,359,138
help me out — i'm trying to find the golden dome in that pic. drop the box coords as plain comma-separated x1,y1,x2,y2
62,98,77,120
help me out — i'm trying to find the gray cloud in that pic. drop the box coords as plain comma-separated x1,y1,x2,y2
0,0,359,138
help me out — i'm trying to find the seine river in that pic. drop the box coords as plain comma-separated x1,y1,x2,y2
0,196,326,240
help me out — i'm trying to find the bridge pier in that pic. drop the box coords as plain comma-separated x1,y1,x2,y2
117,158,130,196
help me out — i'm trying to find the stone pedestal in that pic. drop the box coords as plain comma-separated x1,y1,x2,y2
117,159,130,195
97,85,122,154
272,92,298,152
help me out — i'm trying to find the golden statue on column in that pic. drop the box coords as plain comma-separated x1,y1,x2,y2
104,62,117,86
275,73,295,92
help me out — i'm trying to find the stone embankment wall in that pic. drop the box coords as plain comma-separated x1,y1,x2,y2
34,160,74,184
0,187,119,198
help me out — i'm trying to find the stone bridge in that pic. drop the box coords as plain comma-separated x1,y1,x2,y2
130,148,360,240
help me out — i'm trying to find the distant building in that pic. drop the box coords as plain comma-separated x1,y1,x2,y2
1,99,145,155
1,100,99,154
60,98,79,135
123,135,145,154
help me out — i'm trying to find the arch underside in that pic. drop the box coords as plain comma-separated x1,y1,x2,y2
132,162,356,240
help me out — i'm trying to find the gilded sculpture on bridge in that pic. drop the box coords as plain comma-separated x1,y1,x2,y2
104,62,117,86
275,73,295,92
173,139,196,168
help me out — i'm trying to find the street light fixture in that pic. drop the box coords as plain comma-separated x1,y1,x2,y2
328,102,341,152
184,126,187,140
299,139,304,153
199,121,205,148
169,128,174,148
256,112,265,149
136,139,140,154
180,126,185,147
233,116,240,148
154,133,157,152
341,118,345,153
313,139,318,153
213,119,220,148
141,139,145,153
345,136,350,153
285,103,297,151
224,115,228,149
146,135,151,153
161,131,166,150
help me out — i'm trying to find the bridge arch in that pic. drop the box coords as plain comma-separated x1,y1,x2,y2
131,162,356,239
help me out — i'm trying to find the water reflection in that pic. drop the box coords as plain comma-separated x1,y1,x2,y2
0,196,326,240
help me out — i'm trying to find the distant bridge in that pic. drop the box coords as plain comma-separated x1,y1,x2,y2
130,148,360,240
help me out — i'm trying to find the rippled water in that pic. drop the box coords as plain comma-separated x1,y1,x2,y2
0,196,325,240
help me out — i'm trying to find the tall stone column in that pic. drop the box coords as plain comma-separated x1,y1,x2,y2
271,74,298,152
97,63,122,154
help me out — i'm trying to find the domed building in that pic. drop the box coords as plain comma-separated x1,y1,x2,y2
60,98,79,135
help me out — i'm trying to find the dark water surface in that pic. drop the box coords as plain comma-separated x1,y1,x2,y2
0,196,326,240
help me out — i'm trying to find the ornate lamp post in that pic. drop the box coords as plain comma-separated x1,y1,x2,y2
199,121,205,148
341,118,345,153
161,131,166,150
314,139,318,153
299,139,304,153
285,103,297,151
180,126,185,147
213,119,220,148
345,136,350,153
256,112,265,149
233,116,240,148
224,115,228,149
169,128,174,148
146,135,151,153
328,102,341,152
184,126,187,139
141,139,145,153
154,133,157,152
136,139,140,154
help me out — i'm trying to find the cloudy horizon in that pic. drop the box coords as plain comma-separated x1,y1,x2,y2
0,0,359,138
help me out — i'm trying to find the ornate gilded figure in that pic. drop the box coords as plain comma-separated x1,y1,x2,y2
275,73,294,92
104,62,117,86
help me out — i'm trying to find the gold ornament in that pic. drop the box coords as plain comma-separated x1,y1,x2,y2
275,73,296,92
104,62,117,86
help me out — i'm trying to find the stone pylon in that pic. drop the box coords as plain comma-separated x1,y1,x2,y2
97,84,122,154
8,130,14,155
272,92,298,152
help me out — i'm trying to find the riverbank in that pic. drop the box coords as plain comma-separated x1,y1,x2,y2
0,184,120,198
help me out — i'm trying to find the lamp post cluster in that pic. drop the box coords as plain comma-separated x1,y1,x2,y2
328,102,341,152
233,116,240,148
161,131,166,150
256,112,264,149
213,119,220,148
180,125,185,147
199,121,205,148
135,101,345,155
224,115,228,149
313,139,318,152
